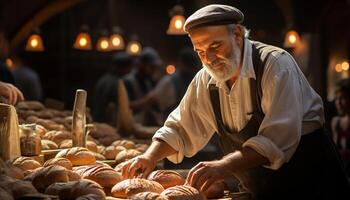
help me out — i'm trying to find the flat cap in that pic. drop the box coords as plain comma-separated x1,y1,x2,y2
184,4,244,32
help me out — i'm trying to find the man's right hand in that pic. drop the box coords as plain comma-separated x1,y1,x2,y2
121,154,157,179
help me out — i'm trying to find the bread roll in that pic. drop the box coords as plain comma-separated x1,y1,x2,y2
103,146,126,160
86,141,98,152
10,157,41,171
41,139,58,150
16,101,45,111
24,165,69,192
96,161,113,168
115,149,141,164
76,194,106,200
73,165,123,188
160,185,206,200
4,165,24,180
43,158,73,170
147,170,185,189
45,179,105,200
131,192,169,200
43,130,71,145
94,152,106,161
7,179,39,199
97,145,106,154
111,140,135,149
111,178,164,198
58,139,73,148
35,124,47,137
55,147,96,166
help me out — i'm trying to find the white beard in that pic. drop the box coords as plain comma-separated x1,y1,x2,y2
203,39,242,83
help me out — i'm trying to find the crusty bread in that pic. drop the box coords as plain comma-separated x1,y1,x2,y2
86,141,98,152
58,139,73,148
43,130,71,145
103,146,126,160
10,157,41,171
43,157,73,170
76,194,106,200
131,192,169,200
55,147,96,166
96,161,113,168
147,170,185,189
35,124,47,137
41,139,58,150
94,152,106,161
111,140,135,149
73,165,123,188
4,165,24,180
16,101,45,111
7,179,39,199
24,165,69,192
115,149,141,164
97,145,106,154
45,179,106,200
161,185,206,200
111,178,164,198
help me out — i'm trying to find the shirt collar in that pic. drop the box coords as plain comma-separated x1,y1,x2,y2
207,38,256,89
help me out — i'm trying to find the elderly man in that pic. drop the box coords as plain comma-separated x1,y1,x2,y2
122,4,349,199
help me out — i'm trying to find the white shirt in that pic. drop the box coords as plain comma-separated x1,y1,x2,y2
153,39,325,170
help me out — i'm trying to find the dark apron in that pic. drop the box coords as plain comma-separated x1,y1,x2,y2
209,42,350,199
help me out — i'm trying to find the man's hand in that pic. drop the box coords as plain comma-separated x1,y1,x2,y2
186,159,230,193
121,154,157,179
0,82,24,105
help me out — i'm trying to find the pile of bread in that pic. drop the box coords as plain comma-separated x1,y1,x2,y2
1,146,226,200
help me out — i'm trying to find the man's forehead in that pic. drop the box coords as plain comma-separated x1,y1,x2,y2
189,26,229,46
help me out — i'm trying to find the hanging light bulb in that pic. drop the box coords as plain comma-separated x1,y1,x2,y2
126,35,142,55
25,28,44,51
167,5,186,35
96,29,111,52
73,25,92,50
110,26,125,50
283,30,301,48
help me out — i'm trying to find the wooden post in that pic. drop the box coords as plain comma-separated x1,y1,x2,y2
71,89,87,147
0,103,21,161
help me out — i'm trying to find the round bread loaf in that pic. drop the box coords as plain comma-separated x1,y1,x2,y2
24,165,69,192
103,146,126,160
55,147,96,166
131,192,169,200
94,152,106,161
10,157,41,171
73,165,123,188
86,141,98,152
43,130,71,145
147,170,185,189
111,178,164,198
58,139,72,148
45,179,105,200
115,149,141,164
41,139,58,150
43,157,73,170
111,140,135,149
161,185,206,200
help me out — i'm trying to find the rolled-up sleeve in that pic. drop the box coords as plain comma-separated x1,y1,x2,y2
243,53,304,170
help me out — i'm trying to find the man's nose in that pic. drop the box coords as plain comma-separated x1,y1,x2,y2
205,51,216,64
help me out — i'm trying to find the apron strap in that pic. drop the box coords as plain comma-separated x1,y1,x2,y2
209,84,227,136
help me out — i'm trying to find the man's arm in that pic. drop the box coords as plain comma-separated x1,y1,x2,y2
122,139,177,178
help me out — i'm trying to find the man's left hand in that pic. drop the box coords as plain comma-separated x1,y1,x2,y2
185,159,230,192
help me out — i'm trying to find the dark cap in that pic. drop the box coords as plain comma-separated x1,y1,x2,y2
184,4,244,32
139,47,162,66
112,52,133,67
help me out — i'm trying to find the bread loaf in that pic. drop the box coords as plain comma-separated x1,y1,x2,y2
16,101,45,111
45,179,105,200
111,140,135,149
43,157,73,170
73,165,123,188
147,170,185,189
10,157,41,171
103,146,126,160
96,161,113,168
94,152,106,161
86,141,98,152
111,178,164,198
24,165,69,192
115,149,141,164
43,130,71,145
58,139,72,148
41,139,58,150
131,192,169,200
76,194,106,200
160,185,206,200
7,179,39,199
55,147,96,166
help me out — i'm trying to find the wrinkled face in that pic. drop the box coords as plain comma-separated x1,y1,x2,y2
335,90,350,116
189,25,242,82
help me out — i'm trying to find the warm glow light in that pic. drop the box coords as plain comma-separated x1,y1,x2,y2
131,44,139,53
175,19,183,29
166,64,176,74
112,37,120,46
288,35,297,44
5,58,13,69
79,37,87,46
335,64,343,72
341,61,349,71
31,39,38,47
100,40,109,49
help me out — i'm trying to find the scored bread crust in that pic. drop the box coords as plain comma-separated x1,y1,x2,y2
55,147,96,166
111,178,164,198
